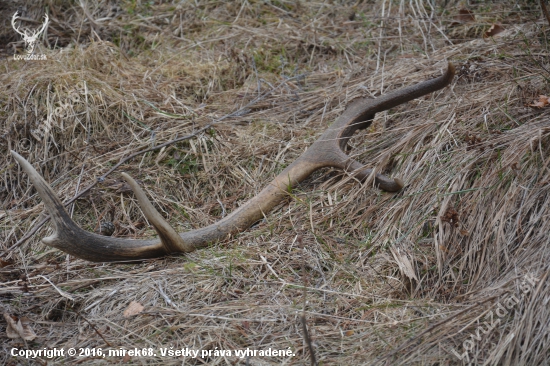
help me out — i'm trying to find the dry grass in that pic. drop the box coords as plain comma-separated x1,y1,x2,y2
1,0,550,365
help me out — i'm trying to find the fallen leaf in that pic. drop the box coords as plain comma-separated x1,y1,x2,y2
485,24,504,38
123,354,131,363
390,247,418,282
449,8,475,27
0,258,13,267
4,313,37,341
529,95,550,108
123,301,144,318
4,314,19,339
345,330,354,336
456,9,475,23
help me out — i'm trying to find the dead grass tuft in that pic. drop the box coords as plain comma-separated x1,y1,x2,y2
1,1,549,365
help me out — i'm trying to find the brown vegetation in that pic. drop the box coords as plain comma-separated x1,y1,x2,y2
1,1,549,365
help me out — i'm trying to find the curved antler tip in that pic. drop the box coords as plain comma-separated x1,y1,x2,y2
120,172,131,181
119,171,193,253
447,62,455,77
10,149,22,159
394,177,405,190
11,150,34,172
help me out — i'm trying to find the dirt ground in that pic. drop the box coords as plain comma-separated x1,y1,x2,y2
1,0,549,365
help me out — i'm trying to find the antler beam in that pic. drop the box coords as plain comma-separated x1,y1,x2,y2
11,63,455,262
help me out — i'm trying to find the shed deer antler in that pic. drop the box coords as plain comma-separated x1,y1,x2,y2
11,63,455,262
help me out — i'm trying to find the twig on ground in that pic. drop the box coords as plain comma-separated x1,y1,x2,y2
70,308,113,347
301,315,317,366
299,235,317,366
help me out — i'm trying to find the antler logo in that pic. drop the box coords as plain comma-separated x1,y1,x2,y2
11,12,49,55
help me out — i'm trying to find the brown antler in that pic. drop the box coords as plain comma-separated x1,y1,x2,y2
11,63,455,262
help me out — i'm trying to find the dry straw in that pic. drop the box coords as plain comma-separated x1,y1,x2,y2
1,0,549,365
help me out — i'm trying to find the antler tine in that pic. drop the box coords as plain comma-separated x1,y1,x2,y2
11,151,168,261
12,63,455,262
306,62,455,191
120,172,193,253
